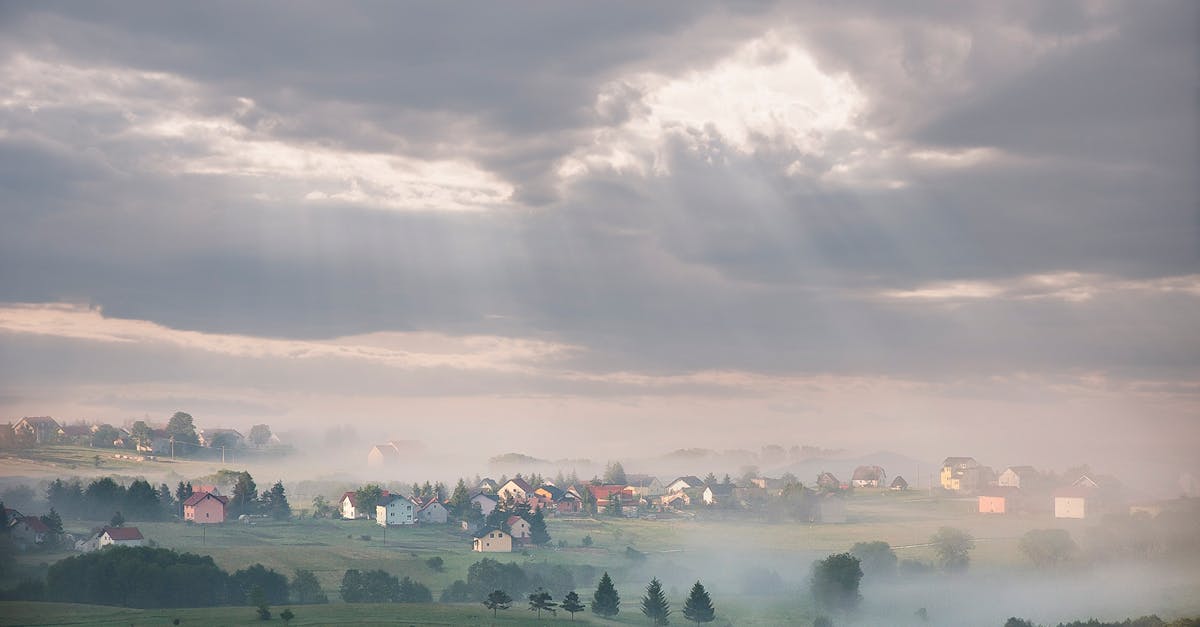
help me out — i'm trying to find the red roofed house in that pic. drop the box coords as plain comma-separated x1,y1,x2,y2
341,490,390,519
184,491,229,524
10,515,50,547
505,515,532,544
99,526,145,548
587,484,634,509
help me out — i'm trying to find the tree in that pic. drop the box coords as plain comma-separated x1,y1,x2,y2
92,424,121,448
850,541,897,579
1018,529,1077,568
125,479,162,520
484,589,513,617
811,552,862,613
157,483,174,517
279,608,294,624
562,590,585,620
263,481,292,520
353,484,384,519
604,496,622,517
591,571,620,617
40,508,64,537
527,509,551,546
165,411,199,453
641,577,671,626
290,569,328,604
251,584,271,620
310,495,333,518
449,478,471,516
110,511,126,528
232,472,258,516
581,535,593,548
397,576,432,603
130,421,152,449
703,472,718,485
0,501,7,531
528,587,558,619
234,564,290,605
683,581,715,625
340,569,364,602
604,461,627,485
930,527,975,573
425,556,444,572
249,424,272,448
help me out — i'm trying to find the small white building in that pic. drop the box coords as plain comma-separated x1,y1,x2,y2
998,466,1039,489
1054,488,1089,519
376,495,415,526
98,526,144,548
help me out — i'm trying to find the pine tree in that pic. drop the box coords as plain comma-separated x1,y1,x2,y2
41,508,64,536
527,509,551,545
641,577,670,626
528,588,557,619
233,472,258,516
265,481,292,520
682,581,715,625
484,589,512,617
449,479,471,516
561,590,585,620
591,571,620,618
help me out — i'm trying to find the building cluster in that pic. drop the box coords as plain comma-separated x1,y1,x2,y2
2,415,277,455
3,503,146,553
938,457,1131,520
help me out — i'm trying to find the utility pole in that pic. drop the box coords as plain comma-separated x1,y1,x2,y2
170,436,175,459
221,446,225,464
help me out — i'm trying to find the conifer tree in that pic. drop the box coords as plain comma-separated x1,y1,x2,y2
528,587,557,619
682,581,715,625
641,577,670,625
527,509,551,545
561,590,585,620
484,589,512,618
591,571,620,618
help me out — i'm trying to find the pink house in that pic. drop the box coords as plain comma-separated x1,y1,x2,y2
184,491,229,524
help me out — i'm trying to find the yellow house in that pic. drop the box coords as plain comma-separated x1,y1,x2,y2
940,457,980,491
473,528,512,553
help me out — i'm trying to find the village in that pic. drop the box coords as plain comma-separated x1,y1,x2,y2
3,416,1194,559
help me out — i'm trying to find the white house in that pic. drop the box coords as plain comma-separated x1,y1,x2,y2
497,478,534,501
1054,488,1089,519
98,526,144,548
376,495,416,526
667,476,704,493
471,492,498,517
505,515,532,543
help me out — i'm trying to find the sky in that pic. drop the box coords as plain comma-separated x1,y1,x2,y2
0,1,1197,474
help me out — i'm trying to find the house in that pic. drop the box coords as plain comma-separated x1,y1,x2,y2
139,429,172,454
851,465,887,488
702,484,735,506
554,490,582,514
497,477,534,501
816,472,841,491
661,491,691,509
99,526,145,548
940,457,981,492
13,416,61,444
1054,487,1090,519
535,485,564,502
9,515,50,547
505,515,532,543
473,528,512,553
477,478,499,493
60,424,93,445
366,443,402,467
890,476,909,491
978,487,1021,514
341,490,390,520
624,474,665,498
183,491,228,524
416,498,448,524
376,495,415,526
470,492,498,517
588,484,634,508
198,428,244,449
666,476,704,493
998,466,1040,489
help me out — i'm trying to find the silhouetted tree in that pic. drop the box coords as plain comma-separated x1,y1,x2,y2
289,569,328,604
930,527,974,572
561,590,585,620
811,552,862,613
527,509,551,545
850,541,897,579
1018,529,1077,568
248,424,272,448
591,571,620,617
528,587,557,619
484,589,513,617
641,577,671,625
683,581,715,625
165,412,199,453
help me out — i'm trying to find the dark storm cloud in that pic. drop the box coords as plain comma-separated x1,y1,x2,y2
0,0,1196,387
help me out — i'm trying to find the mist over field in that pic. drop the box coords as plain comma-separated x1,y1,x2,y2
2,1,1198,625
